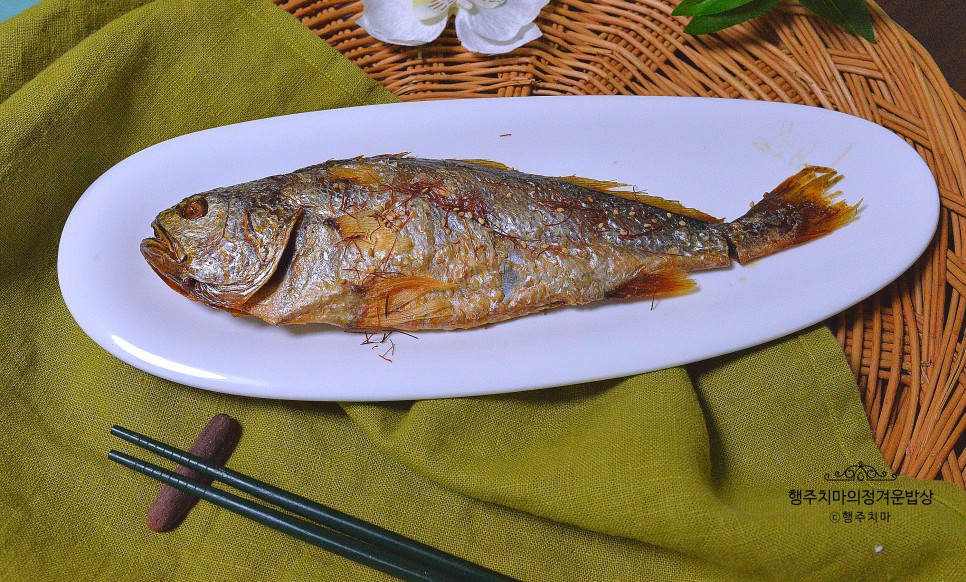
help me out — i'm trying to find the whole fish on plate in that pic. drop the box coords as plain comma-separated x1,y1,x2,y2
141,155,858,331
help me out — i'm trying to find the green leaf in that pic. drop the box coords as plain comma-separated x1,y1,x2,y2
683,0,779,35
799,0,875,42
673,0,760,17
672,0,710,16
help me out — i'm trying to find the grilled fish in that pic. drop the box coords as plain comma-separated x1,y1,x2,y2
141,155,857,330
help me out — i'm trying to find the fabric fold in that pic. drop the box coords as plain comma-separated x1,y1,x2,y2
342,327,966,578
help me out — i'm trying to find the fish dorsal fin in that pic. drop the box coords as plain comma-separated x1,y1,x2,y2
458,161,722,222
454,159,520,172
554,175,630,192
612,192,723,223
356,275,455,329
555,175,723,223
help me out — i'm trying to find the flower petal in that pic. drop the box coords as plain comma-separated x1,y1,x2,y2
468,0,506,8
358,0,448,46
459,0,549,42
413,0,456,21
455,13,542,54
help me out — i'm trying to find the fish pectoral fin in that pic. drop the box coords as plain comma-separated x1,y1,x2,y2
356,275,456,328
606,267,696,299
333,211,414,255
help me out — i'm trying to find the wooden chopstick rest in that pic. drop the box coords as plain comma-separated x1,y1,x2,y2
146,413,242,532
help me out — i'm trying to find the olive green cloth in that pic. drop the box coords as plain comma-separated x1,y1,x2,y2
1,0,963,580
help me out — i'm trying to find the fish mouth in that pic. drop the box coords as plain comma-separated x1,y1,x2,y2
141,221,195,299
145,220,187,263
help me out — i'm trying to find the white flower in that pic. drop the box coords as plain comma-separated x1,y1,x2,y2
358,0,550,55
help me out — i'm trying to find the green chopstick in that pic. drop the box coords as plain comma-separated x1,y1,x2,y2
109,425,517,582
108,450,446,581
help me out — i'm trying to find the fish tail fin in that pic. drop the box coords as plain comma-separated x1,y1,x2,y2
607,267,696,299
726,166,859,264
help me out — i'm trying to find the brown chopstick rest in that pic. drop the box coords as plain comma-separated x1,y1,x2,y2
146,413,242,532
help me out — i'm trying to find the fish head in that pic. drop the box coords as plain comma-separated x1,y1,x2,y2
141,189,301,310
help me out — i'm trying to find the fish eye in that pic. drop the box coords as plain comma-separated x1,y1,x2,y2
180,199,208,220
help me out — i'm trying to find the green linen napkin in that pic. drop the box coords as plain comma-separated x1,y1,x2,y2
1,0,963,580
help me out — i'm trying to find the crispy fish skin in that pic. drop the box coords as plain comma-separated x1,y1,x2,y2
141,155,858,331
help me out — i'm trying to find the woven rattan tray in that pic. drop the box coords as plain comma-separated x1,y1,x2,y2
275,0,966,489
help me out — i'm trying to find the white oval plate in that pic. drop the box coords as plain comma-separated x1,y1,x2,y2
58,97,938,401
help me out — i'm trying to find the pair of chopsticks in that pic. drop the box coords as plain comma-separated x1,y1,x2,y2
109,425,517,582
